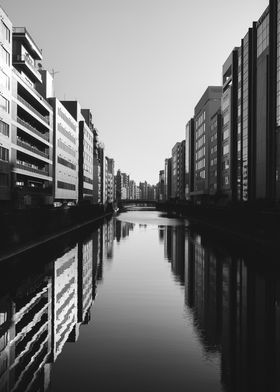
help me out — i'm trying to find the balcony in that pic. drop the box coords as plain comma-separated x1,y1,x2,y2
17,117,49,142
13,54,42,84
17,138,49,159
13,27,42,60
16,162,49,177
17,95,50,125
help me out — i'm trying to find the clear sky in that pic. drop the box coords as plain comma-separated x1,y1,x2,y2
2,0,268,184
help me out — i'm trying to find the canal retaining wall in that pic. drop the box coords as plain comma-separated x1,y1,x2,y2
0,204,114,259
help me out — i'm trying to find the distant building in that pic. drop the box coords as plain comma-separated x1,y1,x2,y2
171,140,185,200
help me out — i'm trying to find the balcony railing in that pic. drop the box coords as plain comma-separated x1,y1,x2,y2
16,162,49,177
17,94,50,125
17,139,49,159
17,117,49,142
13,68,52,109
13,54,42,81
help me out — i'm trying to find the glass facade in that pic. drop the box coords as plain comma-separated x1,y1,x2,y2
221,87,231,189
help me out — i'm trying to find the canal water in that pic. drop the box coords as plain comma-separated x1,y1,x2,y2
1,210,280,391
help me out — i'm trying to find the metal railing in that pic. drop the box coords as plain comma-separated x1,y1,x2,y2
17,117,49,142
17,94,50,125
16,162,49,177
17,139,49,159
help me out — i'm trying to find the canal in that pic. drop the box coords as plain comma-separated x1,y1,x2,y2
1,210,280,391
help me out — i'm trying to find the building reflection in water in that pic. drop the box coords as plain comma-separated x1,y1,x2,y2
0,218,136,391
162,224,280,392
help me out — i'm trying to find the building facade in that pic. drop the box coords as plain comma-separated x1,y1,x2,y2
0,8,12,205
171,140,185,200
191,86,222,203
11,28,53,207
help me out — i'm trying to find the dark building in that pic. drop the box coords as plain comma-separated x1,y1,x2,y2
221,49,238,201
164,157,172,201
209,110,222,197
185,119,195,200
171,140,186,200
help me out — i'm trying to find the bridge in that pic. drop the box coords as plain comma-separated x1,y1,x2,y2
118,199,157,208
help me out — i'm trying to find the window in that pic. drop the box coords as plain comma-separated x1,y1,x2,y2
0,70,9,90
0,120,9,136
1,22,10,43
0,146,8,161
0,95,9,113
223,144,229,155
0,45,10,66
57,180,76,190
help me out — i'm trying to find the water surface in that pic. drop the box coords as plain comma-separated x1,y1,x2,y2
1,210,280,391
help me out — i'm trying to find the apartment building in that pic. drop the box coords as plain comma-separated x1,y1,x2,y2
11,28,53,207
0,8,12,205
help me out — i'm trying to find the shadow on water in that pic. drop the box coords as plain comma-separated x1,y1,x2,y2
0,210,280,391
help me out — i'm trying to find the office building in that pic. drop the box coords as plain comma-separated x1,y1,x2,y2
209,110,222,197
171,140,186,200
191,86,222,203
0,7,12,205
220,49,238,201
105,156,115,204
61,101,94,204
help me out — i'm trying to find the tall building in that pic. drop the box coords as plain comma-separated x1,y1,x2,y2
61,101,94,204
185,119,195,200
209,110,222,197
105,156,114,203
191,86,222,203
220,49,239,202
11,27,53,207
0,8,12,206
171,140,186,200
158,170,164,201
164,158,172,201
